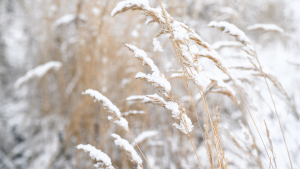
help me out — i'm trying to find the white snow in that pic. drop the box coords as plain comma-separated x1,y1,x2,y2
121,78,131,87
51,14,87,30
132,131,159,146
131,30,139,37
153,38,164,52
126,44,159,73
83,89,122,117
126,44,171,92
135,72,171,92
111,0,150,17
126,95,153,103
82,89,129,131
208,21,250,45
170,73,184,79
173,114,194,135
219,7,239,18
180,44,194,63
14,61,62,89
212,41,243,50
164,101,180,119
92,7,101,16
171,21,190,41
126,94,193,135
111,133,143,165
111,117,129,131
165,100,194,135
122,110,145,116
146,93,166,103
77,144,115,169
247,23,284,33
192,71,212,91
190,45,200,55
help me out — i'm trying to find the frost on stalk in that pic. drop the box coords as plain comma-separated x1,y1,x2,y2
208,21,250,45
247,23,284,34
82,89,129,131
111,0,150,17
132,131,159,146
153,38,164,52
111,134,143,167
77,144,115,169
14,61,62,89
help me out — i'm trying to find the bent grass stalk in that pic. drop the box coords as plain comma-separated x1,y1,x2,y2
255,55,293,169
158,1,204,168
128,131,152,169
229,75,275,169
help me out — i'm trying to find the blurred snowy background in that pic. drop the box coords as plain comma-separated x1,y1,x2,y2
0,0,299,168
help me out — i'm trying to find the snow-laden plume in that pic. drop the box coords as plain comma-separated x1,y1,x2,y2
125,44,159,73
77,144,115,169
127,93,194,135
82,89,129,131
111,134,143,169
135,72,171,93
111,0,150,17
208,21,250,45
126,44,171,93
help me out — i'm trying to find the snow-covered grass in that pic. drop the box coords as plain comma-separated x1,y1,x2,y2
76,1,299,169
77,144,115,169
3,0,300,169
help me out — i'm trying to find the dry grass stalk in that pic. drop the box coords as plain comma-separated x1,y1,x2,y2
199,88,227,169
68,0,296,168
264,120,278,169
214,21,294,169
